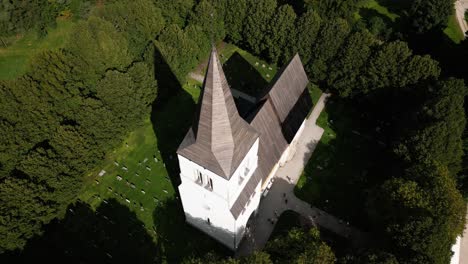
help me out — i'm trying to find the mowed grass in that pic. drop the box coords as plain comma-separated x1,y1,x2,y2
309,84,322,106
79,118,175,231
0,18,75,80
444,14,465,44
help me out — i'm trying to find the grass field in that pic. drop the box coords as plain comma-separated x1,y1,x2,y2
444,14,465,44
0,18,75,80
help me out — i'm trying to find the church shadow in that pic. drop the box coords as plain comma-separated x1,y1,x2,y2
152,198,231,262
150,46,197,189
223,51,268,98
1,200,158,264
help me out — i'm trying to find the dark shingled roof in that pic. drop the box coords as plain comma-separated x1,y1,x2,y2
177,47,259,179
229,168,263,218
229,55,311,219
262,54,309,123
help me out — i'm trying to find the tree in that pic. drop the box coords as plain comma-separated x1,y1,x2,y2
0,0,57,38
0,178,59,252
408,0,455,34
304,0,360,20
188,0,225,42
93,0,165,58
362,41,440,93
264,5,297,63
396,78,466,176
224,0,249,44
328,30,377,97
67,16,132,75
243,0,277,55
292,9,321,65
308,18,350,81
156,25,199,83
265,228,335,264
153,0,194,27
368,156,466,263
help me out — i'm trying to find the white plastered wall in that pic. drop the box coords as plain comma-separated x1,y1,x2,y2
177,138,260,250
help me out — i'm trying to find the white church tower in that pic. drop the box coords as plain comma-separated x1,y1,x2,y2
177,47,263,250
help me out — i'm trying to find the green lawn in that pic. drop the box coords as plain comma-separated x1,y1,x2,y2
444,14,465,44
295,98,384,229
0,18,75,80
356,0,399,21
309,84,322,106
79,118,175,231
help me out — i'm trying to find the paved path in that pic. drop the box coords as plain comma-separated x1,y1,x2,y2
455,0,468,38
236,93,370,256
189,72,204,83
458,204,468,264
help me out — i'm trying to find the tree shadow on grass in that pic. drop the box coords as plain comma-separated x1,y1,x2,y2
223,51,268,98
153,198,231,263
359,8,398,39
295,97,388,230
1,199,158,263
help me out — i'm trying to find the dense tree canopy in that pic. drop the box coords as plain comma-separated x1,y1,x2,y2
243,0,277,55
1,0,467,263
263,5,297,63
408,0,455,33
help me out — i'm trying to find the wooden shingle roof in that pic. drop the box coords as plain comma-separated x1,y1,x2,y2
230,55,311,219
177,47,259,179
262,54,309,123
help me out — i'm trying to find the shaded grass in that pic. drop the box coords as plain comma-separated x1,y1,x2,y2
0,18,75,80
356,0,399,21
223,51,269,97
295,98,384,229
444,14,465,44
219,42,277,83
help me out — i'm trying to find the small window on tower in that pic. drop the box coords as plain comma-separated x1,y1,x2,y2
207,218,211,225
208,178,213,190
244,158,250,176
239,175,244,185
197,170,203,184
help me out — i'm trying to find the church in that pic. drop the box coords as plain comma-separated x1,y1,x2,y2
176,46,312,250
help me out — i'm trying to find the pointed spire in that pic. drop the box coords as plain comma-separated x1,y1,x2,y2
195,46,239,176
180,46,258,178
